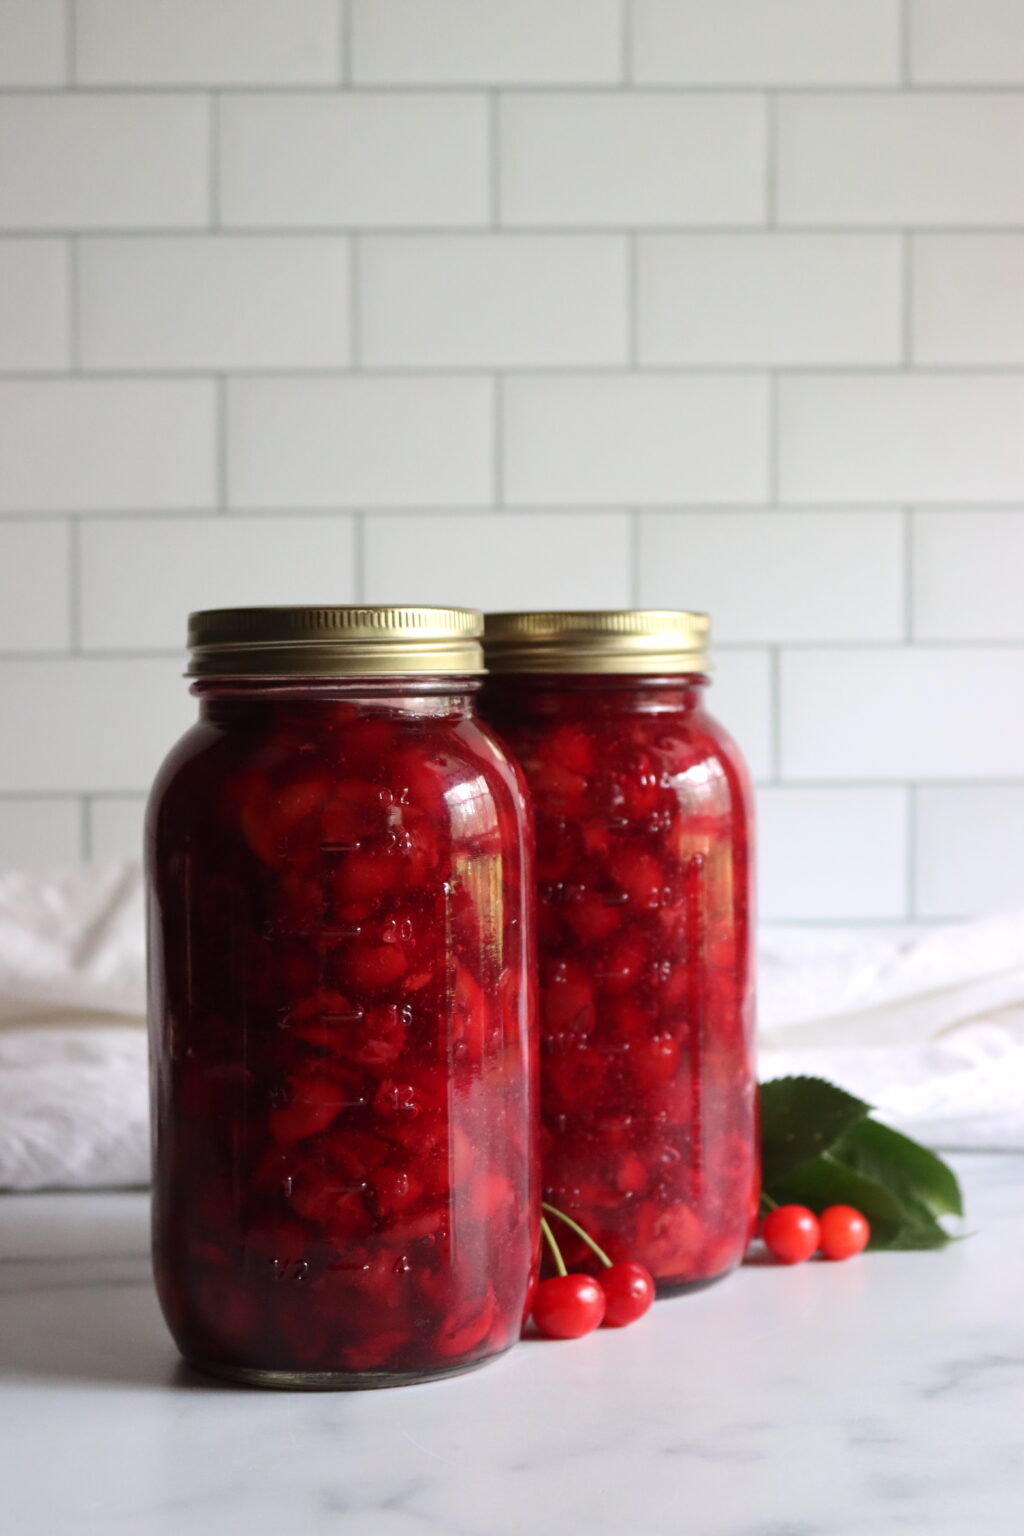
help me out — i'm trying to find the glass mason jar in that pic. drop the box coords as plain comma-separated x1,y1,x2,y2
481,611,757,1294
147,607,538,1388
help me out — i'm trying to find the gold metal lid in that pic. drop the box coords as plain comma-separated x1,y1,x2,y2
187,606,484,677
483,610,710,674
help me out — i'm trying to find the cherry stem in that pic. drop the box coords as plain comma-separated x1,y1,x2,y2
542,1201,613,1269
540,1216,568,1278
760,1191,779,1213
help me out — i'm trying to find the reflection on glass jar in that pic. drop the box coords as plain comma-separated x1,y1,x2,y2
482,611,758,1295
147,607,538,1388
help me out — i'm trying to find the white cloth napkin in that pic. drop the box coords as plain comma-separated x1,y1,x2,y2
757,917,1024,1151
2,862,1024,1190
0,863,148,1190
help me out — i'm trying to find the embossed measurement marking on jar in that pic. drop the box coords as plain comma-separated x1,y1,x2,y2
270,1257,310,1282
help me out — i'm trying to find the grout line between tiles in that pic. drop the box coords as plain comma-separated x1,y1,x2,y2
351,511,365,600
208,93,220,228
6,83,1024,97
760,916,952,930
339,0,351,86
906,783,917,918
629,510,641,604
14,362,1024,380
901,0,912,88
349,234,361,367
626,232,638,365
489,92,501,227
7,510,1024,531
67,235,80,369
769,647,782,782
902,231,913,364
764,93,777,225
216,375,228,509
67,517,81,651
64,0,76,87
767,372,779,502
3,223,1024,238
904,507,914,640
492,374,504,506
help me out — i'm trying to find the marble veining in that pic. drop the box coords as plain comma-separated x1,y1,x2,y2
0,1156,1021,1536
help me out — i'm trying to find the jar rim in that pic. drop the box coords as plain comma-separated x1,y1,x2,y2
482,609,710,675
187,605,485,678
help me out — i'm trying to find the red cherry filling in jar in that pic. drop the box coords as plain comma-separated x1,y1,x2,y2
482,610,759,1295
148,607,538,1388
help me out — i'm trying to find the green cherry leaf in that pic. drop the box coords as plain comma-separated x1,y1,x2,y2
870,1210,955,1251
770,1152,909,1247
830,1117,964,1223
759,1075,872,1184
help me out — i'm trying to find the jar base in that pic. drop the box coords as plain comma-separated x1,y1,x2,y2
185,1347,509,1392
655,1266,735,1300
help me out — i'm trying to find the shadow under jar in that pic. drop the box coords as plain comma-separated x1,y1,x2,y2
481,611,758,1295
147,607,538,1389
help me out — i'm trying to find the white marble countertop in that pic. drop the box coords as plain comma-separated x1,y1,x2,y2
1,1154,1021,1536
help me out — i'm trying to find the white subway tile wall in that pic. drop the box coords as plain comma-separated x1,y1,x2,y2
75,0,344,87
0,522,72,652
0,96,210,229
758,787,909,922
362,511,633,611
909,0,1024,85
350,0,623,86
220,95,489,228
88,797,147,863
914,786,1024,918
226,376,493,507
0,2,66,88
636,234,903,367
632,0,902,87
79,514,357,649
912,235,1024,365
359,235,628,367
0,801,82,871
79,236,352,370
500,94,766,227
0,0,1021,925
0,380,217,512
0,239,70,370
776,94,1024,227
504,374,769,504
637,511,905,642
912,511,1024,640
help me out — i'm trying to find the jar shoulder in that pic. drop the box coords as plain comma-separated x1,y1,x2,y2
484,688,752,819
688,703,755,809
146,709,530,853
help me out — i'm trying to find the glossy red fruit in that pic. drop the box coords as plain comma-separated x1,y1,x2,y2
762,1204,820,1265
818,1205,870,1261
532,1274,606,1339
601,1261,655,1327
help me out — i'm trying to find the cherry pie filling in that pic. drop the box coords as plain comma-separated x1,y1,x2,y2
148,681,537,1380
483,675,758,1293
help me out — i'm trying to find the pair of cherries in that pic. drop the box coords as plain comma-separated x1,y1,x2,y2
531,1204,656,1338
761,1203,871,1264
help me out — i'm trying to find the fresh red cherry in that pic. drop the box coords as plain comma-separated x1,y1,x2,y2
762,1204,820,1265
532,1274,606,1339
601,1261,655,1327
818,1205,870,1261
